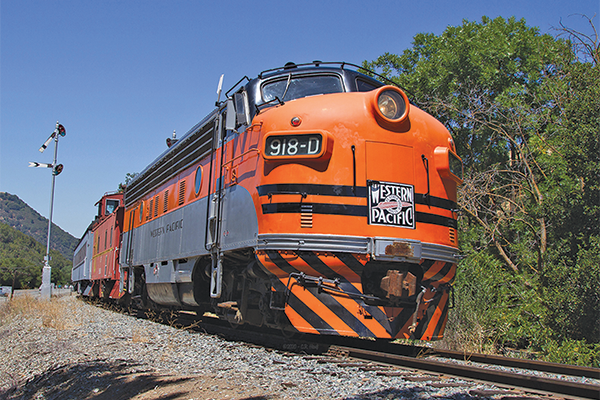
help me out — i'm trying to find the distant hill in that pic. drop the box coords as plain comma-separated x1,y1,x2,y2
0,222,72,288
0,192,78,260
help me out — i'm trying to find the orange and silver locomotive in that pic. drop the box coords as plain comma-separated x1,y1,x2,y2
81,62,463,340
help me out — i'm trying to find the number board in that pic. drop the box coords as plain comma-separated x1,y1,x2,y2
368,181,415,228
265,134,322,158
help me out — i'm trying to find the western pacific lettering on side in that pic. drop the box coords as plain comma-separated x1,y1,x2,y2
166,219,184,232
150,219,184,238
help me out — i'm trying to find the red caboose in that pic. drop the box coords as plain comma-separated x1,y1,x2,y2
89,192,125,299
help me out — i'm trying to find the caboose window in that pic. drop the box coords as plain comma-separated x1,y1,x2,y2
105,199,119,215
262,75,343,103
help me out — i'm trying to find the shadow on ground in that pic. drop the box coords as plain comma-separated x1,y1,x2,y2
0,359,192,400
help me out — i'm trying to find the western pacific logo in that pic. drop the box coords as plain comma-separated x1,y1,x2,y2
368,181,415,228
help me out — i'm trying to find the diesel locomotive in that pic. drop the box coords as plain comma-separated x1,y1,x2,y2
73,61,463,341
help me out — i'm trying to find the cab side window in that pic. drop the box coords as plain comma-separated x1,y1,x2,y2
356,78,380,92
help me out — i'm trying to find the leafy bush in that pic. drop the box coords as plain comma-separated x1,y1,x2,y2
541,238,600,344
542,339,600,367
442,249,548,352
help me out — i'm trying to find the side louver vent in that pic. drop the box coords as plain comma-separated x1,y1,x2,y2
178,181,186,206
301,204,313,228
449,227,456,244
163,190,169,213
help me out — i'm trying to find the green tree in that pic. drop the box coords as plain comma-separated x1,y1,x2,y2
536,24,600,346
0,223,72,288
365,16,572,273
118,172,138,192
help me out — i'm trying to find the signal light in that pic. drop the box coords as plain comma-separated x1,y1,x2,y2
57,124,66,137
53,164,64,176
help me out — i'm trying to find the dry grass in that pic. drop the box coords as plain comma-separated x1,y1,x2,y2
131,328,151,343
0,295,79,330
433,311,500,354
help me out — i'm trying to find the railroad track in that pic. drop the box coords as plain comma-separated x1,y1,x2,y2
323,345,600,400
95,300,600,399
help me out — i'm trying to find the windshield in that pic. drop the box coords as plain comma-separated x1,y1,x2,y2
262,74,343,103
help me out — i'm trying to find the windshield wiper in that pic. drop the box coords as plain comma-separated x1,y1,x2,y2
281,73,292,101
255,96,284,115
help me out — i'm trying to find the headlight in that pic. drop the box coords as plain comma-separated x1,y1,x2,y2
378,91,405,119
372,86,410,124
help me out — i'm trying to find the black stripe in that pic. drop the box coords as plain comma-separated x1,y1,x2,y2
265,251,297,275
419,259,437,275
415,212,458,229
333,252,365,277
387,306,416,337
414,193,457,211
258,183,366,198
262,202,457,229
294,251,331,277
269,265,338,335
262,202,365,217
422,262,454,284
431,295,449,339
300,286,375,337
412,290,444,340
257,183,457,211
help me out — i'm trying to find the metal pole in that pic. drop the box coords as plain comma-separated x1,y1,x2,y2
40,125,60,300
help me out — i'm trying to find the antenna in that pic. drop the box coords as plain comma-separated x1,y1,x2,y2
216,74,224,106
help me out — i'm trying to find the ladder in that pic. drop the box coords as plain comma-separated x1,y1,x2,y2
205,112,227,298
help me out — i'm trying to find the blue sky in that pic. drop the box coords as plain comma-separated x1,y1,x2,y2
1,0,598,238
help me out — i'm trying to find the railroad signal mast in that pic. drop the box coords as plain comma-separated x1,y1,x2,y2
30,121,66,300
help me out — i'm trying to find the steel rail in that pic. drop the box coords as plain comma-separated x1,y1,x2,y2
415,347,600,380
309,335,600,380
330,345,600,400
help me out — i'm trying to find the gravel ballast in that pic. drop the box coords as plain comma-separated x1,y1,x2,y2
0,294,543,399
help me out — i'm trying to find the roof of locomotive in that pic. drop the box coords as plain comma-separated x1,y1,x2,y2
255,61,384,85
124,62,389,207
245,62,386,113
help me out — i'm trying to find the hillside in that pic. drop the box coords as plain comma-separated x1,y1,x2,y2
0,222,72,288
0,192,78,260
